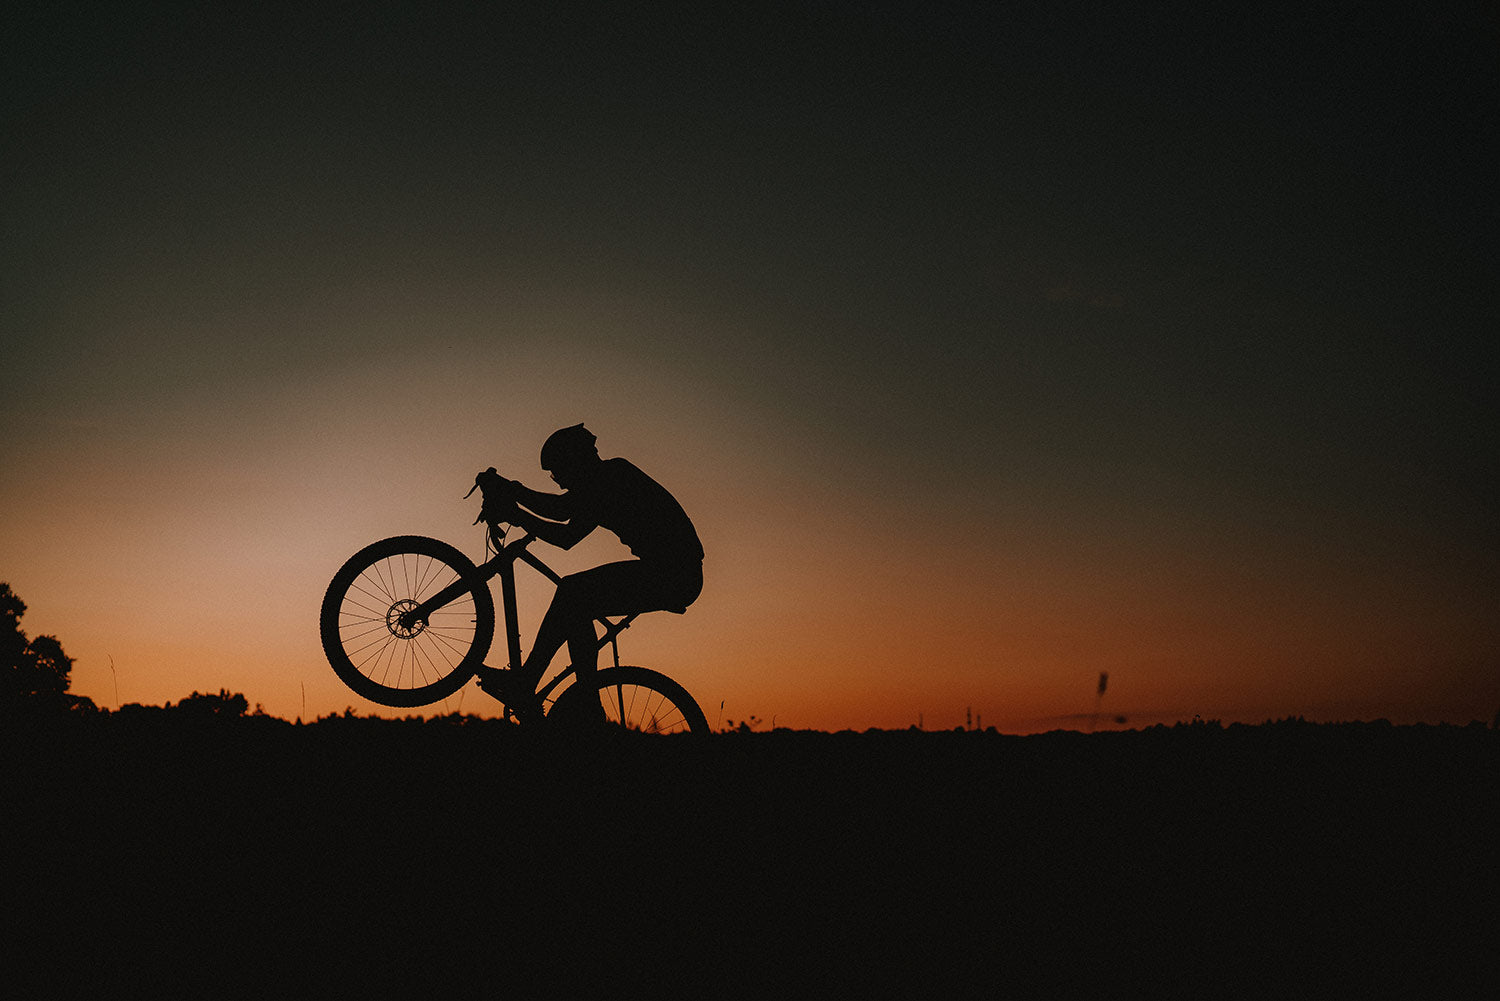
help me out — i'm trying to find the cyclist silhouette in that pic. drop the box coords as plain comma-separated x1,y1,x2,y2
476,425,703,720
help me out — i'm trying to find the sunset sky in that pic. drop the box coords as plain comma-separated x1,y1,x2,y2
4,3,1495,731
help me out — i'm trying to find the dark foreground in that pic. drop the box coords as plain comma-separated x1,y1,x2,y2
4,716,1495,993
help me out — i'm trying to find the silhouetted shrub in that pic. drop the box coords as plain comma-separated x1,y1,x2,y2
173,689,250,718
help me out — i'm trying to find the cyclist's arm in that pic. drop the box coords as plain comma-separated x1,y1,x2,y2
509,484,600,550
510,482,570,521
510,505,596,550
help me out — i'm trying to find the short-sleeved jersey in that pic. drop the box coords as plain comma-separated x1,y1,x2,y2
568,458,703,565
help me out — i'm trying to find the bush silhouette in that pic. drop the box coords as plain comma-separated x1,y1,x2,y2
173,689,250,717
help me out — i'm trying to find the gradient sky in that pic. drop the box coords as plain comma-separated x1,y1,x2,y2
4,3,1495,731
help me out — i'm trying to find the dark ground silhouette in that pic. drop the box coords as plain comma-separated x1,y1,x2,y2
4,713,1494,994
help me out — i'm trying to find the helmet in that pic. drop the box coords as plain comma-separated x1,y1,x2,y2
540,423,597,470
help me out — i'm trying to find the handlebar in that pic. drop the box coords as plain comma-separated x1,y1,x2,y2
463,466,506,500
467,467,519,526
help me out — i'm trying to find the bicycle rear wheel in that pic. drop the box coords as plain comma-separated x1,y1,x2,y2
320,536,495,707
549,666,710,735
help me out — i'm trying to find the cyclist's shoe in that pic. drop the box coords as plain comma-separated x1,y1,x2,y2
476,666,543,723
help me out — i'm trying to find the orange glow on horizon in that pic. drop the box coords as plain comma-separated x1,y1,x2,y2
5,304,1496,734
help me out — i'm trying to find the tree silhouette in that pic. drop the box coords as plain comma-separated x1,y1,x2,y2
1,582,80,712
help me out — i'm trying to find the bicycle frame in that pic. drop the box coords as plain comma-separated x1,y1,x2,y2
409,527,641,704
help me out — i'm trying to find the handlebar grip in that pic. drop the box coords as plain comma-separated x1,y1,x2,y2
470,468,520,526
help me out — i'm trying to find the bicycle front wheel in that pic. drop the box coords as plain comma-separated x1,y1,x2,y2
549,666,710,735
320,536,495,707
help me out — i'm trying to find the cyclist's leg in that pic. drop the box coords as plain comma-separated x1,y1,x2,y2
524,560,699,701
526,562,648,691
571,558,701,614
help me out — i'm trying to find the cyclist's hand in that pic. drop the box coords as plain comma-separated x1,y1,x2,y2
470,467,520,525
477,500,521,526
472,467,513,497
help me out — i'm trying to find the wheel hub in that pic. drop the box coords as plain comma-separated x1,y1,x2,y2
386,599,425,638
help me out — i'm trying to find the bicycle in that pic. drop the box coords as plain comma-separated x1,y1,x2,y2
319,475,710,735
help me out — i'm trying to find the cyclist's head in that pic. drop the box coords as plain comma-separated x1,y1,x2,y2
540,423,599,482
